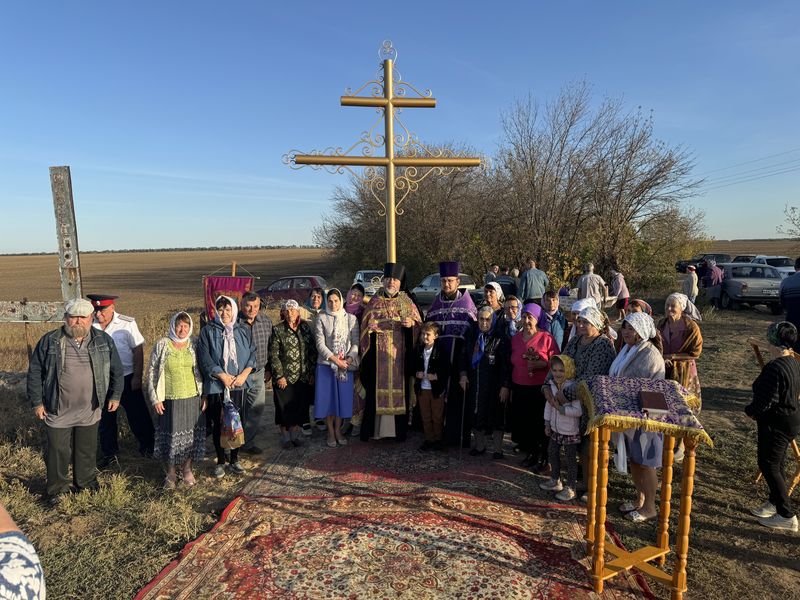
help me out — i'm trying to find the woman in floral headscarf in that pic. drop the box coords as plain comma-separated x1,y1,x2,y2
543,305,617,498
657,293,703,400
610,311,666,522
314,289,360,447
147,311,205,489
197,296,257,479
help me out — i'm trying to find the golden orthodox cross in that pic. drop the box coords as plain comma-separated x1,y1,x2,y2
285,41,481,262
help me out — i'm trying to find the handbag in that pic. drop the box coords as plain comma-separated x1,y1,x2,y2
220,389,245,449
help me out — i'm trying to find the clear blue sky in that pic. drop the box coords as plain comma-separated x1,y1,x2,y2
1,1,798,253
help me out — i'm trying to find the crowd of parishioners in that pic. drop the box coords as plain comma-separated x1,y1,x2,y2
23,260,800,535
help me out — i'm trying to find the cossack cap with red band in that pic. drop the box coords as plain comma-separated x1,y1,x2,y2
86,294,119,309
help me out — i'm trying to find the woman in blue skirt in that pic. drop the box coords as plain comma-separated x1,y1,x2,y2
313,288,360,447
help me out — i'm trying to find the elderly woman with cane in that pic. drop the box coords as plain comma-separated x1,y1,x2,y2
745,322,800,532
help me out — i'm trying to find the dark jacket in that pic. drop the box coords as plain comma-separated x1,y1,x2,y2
27,326,124,414
197,321,258,395
414,339,450,398
539,309,567,351
746,355,800,428
268,320,317,385
461,324,512,395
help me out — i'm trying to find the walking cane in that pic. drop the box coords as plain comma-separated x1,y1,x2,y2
459,380,468,463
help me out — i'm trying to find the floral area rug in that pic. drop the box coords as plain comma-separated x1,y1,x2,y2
242,434,562,502
137,432,653,599
136,491,652,599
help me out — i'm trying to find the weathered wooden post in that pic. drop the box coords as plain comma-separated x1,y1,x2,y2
0,166,83,357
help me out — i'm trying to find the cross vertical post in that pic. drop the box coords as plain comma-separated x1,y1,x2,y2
285,41,481,263
383,57,397,262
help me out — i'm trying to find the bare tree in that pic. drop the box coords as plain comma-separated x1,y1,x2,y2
316,82,706,291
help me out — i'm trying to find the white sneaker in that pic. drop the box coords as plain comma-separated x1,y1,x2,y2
301,423,312,437
539,478,563,491
757,513,798,532
556,487,576,501
750,501,777,518
213,465,226,479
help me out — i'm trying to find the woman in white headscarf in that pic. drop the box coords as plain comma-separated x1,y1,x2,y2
658,292,703,399
198,296,257,479
146,312,206,489
566,298,598,344
610,312,666,523
314,289,360,447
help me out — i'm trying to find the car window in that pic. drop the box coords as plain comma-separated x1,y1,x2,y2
419,275,432,287
431,275,441,288
459,274,474,286
293,278,312,290
766,258,791,268
316,277,328,288
730,267,760,278
765,268,781,279
270,278,292,291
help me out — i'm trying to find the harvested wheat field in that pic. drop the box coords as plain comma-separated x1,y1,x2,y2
0,251,799,599
0,248,334,371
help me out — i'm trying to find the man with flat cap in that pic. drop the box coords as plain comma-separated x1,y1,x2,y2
88,294,153,466
359,262,422,442
27,299,124,504
425,261,477,448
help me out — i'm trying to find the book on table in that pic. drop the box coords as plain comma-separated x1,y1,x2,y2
639,390,669,418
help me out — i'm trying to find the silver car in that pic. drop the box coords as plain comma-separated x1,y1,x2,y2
719,263,783,314
411,273,476,306
353,269,384,297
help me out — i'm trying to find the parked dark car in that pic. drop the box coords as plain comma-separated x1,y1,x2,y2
718,263,782,314
675,253,732,273
410,273,476,306
256,275,329,308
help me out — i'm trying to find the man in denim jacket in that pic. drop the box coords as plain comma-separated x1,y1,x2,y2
27,299,124,504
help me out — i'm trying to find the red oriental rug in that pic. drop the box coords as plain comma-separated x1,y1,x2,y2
136,491,652,600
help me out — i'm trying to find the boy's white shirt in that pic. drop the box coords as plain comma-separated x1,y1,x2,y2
421,345,433,390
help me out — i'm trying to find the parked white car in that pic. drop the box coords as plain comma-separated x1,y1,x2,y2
751,256,794,278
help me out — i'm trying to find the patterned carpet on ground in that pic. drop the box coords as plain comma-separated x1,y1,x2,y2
137,433,654,599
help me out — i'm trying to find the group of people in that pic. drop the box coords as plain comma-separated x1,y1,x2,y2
23,256,799,533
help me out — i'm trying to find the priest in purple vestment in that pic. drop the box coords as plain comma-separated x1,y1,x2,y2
425,261,478,447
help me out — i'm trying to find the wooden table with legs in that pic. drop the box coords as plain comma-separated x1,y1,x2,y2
579,376,713,599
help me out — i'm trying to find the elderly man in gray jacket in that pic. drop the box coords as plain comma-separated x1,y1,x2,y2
27,299,124,505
